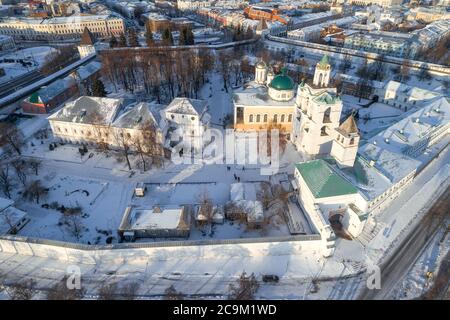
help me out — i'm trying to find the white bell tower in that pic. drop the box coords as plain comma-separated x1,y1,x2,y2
313,55,331,87
255,60,268,85
331,115,360,168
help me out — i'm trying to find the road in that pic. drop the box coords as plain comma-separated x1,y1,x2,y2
0,70,43,99
358,186,450,300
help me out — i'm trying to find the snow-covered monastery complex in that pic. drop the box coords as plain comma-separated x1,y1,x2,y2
233,55,450,244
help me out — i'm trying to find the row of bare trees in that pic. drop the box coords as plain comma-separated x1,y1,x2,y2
100,48,214,101
0,159,42,200
41,45,78,76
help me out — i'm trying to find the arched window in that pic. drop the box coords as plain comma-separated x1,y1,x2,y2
249,114,254,122
256,114,260,122
323,107,331,123
288,114,292,122
273,114,278,123
263,114,268,122
350,137,355,145
320,126,328,136
280,114,285,122
318,73,323,86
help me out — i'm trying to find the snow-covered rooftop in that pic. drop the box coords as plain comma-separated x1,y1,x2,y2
26,76,76,104
383,80,442,103
363,97,450,153
165,97,207,116
359,143,420,183
233,85,296,107
72,61,101,82
48,96,124,125
0,14,121,25
128,206,186,230
112,102,160,130
358,96,450,184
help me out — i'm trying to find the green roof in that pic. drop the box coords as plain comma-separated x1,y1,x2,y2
314,92,340,105
269,73,294,90
295,160,358,198
29,92,40,104
318,55,329,67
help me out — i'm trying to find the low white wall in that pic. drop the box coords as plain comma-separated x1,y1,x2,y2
0,235,324,265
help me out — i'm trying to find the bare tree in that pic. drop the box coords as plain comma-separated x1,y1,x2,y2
46,276,85,300
417,68,432,81
41,45,77,75
89,111,109,153
97,282,119,300
0,122,24,155
399,60,411,82
112,128,133,170
263,122,288,156
218,51,232,92
12,160,27,187
371,57,386,81
272,184,290,205
6,279,37,300
120,282,140,300
27,159,42,176
333,75,343,94
164,285,184,300
356,77,372,102
60,214,85,241
356,57,369,79
132,120,162,172
0,164,13,199
23,180,48,204
228,272,259,300
339,53,352,73
196,190,214,229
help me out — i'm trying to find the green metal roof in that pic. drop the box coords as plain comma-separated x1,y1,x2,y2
269,73,294,90
295,159,358,198
318,55,329,67
313,92,340,105
29,92,40,104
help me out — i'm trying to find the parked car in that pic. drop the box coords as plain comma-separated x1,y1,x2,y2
262,275,279,283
